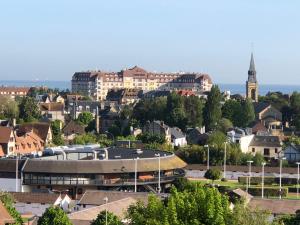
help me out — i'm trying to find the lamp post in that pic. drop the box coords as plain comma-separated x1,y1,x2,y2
103,197,108,225
105,131,115,146
297,162,300,199
134,157,139,192
204,145,210,170
279,157,286,199
246,160,253,192
155,153,161,193
223,142,227,179
261,162,266,199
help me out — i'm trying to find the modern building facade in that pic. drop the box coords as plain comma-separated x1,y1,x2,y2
72,66,213,100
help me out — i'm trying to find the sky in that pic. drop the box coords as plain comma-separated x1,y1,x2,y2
0,0,299,84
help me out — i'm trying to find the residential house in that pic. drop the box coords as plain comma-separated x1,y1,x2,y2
99,106,121,133
143,121,171,144
54,94,65,104
249,121,269,135
227,128,254,153
170,127,187,147
67,100,101,119
248,135,282,158
40,102,65,122
62,120,85,141
284,144,300,162
186,127,207,145
15,129,45,155
105,88,142,105
11,192,72,217
18,122,52,145
253,102,283,136
0,127,15,156
36,94,51,103
0,86,30,99
0,200,15,224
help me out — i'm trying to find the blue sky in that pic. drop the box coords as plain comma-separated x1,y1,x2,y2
0,0,299,84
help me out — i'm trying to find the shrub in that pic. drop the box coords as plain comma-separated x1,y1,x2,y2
247,187,288,197
221,178,228,182
204,168,222,182
238,176,275,185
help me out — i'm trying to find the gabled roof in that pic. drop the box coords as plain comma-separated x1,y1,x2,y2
78,190,149,205
170,127,185,139
249,135,281,147
10,192,60,204
0,200,15,224
249,199,300,215
250,121,268,134
253,102,270,114
0,127,13,143
63,120,85,136
40,102,64,111
18,122,50,142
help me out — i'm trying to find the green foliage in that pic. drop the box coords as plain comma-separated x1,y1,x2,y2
38,206,72,225
247,187,288,197
126,185,230,225
217,118,233,133
73,133,97,145
184,95,204,128
77,111,94,125
91,211,123,225
108,123,122,137
137,133,165,144
275,213,300,225
203,85,222,131
97,134,112,147
0,96,19,119
238,176,275,185
204,168,222,182
242,98,255,127
51,120,65,146
229,203,277,225
0,192,23,225
252,153,265,166
19,96,40,122
207,131,227,149
176,145,206,164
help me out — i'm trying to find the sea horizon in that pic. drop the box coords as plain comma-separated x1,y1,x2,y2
0,79,300,96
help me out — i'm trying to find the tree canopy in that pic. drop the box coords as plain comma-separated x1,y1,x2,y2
38,206,72,225
91,211,123,225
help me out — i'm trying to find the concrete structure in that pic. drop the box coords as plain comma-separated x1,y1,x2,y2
0,146,186,197
246,53,258,102
72,66,213,100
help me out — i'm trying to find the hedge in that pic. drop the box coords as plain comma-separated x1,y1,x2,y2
238,176,275,185
238,176,299,185
247,187,288,197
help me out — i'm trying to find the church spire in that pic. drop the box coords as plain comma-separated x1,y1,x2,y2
249,52,255,72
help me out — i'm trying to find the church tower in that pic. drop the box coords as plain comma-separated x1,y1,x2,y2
246,53,258,102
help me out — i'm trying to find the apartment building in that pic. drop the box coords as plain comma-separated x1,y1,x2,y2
72,66,213,100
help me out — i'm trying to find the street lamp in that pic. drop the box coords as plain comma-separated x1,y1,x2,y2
297,162,300,199
261,162,266,199
223,142,227,179
103,197,108,225
155,153,161,193
134,157,139,192
246,160,253,192
204,145,210,170
279,156,286,199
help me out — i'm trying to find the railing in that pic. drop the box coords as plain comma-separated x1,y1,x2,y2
23,173,185,186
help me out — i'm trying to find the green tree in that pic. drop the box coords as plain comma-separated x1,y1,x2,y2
91,211,123,225
19,96,40,122
218,118,233,133
73,133,97,145
38,206,72,225
77,111,94,126
166,93,187,131
51,120,65,146
253,153,265,166
204,168,222,183
184,95,204,128
203,85,222,131
242,98,255,127
222,99,243,127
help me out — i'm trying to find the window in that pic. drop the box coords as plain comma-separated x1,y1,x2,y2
252,148,255,153
264,148,270,156
275,148,278,153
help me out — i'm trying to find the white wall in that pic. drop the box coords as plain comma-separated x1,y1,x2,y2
240,135,254,153
0,178,20,192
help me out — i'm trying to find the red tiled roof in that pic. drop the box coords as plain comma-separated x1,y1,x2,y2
0,86,30,93
15,131,44,154
40,102,64,112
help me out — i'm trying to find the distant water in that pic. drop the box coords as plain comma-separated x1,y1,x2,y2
0,80,299,96
0,80,70,90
